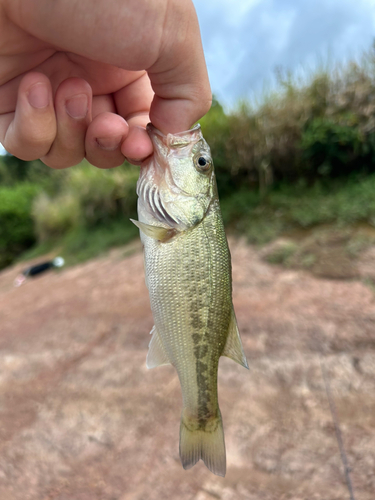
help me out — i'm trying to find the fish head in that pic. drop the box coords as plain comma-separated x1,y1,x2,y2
137,124,216,230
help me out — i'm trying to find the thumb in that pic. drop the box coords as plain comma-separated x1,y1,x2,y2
147,0,212,134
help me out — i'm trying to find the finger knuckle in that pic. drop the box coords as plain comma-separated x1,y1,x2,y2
42,153,84,169
87,154,123,169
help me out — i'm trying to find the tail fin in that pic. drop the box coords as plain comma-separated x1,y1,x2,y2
179,409,226,477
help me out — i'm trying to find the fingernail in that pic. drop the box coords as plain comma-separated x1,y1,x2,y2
27,83,49,109
96,136,123,151
65,94,88,119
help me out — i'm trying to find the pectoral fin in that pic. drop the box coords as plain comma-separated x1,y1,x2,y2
222,308,249,369
146,325,171,369
130,219,177,242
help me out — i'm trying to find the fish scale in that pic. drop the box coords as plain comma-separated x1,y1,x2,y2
146,206,230,414
132,123,248,477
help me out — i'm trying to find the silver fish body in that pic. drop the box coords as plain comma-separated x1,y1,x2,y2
132,124,248,477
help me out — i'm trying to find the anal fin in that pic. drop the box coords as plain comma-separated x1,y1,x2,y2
146,325,171,369
222,308,249,369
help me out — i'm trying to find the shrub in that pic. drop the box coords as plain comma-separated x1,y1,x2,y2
0,183,40,268
68,163,138,226
32,192,81,241
200,45,375,192
0,154,69,189
300,117,368,177
31,162,139,242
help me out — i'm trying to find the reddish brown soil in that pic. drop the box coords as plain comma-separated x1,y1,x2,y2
0,239,374,500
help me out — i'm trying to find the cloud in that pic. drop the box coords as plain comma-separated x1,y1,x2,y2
193,0,375,106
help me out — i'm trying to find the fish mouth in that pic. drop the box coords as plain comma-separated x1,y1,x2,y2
146,123,203,152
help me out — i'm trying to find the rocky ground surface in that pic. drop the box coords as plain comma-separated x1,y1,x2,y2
0,238,374,500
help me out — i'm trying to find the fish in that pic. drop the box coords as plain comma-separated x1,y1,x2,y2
131,123,248,477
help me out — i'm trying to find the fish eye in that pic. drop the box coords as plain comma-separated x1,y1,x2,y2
194,153,212,172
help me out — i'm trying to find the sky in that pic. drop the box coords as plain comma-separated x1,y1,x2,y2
1,0,375,155
193,0,375,107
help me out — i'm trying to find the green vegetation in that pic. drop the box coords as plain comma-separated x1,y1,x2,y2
0,183,40,269
20,220,139,266
2,44,375,269
221,175,375,244
200,46,375,195
30,162,139,264
263,241,298,266
31,163,138,240
0,156,139,269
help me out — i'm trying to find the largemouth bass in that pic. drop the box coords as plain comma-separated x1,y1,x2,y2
131,124,248,477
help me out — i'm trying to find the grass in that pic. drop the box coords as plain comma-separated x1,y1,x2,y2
62,219,139,265
18,218,139,267
12,162,140,269
221,174,375,245
0,183,41,269
15,173,375,271
263,241,298,266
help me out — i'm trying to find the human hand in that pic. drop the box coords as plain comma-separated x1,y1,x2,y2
0,0,211,168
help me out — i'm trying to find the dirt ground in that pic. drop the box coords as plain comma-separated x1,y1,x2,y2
0,237,374,500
